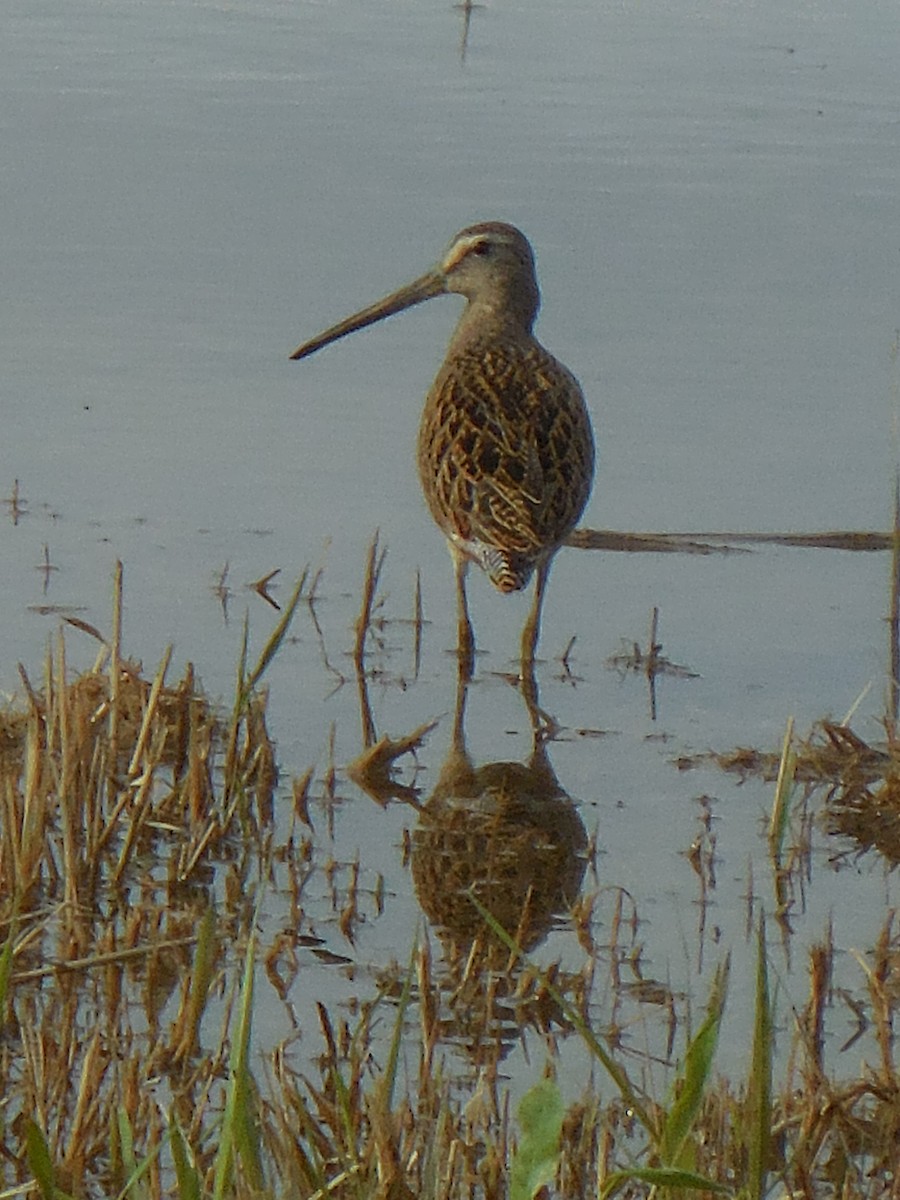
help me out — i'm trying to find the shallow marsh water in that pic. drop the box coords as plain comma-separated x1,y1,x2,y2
4,0,900,1125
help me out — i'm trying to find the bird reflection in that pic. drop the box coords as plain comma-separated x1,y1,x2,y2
411,664,586,948
349,658,589,1062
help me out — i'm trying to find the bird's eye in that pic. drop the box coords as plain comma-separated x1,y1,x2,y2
470,241,491,257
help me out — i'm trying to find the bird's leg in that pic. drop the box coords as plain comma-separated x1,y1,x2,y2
452,640,472,754
519,652,560,742
520,564,561,737
519,649,541,727
521,558,552,674
452,547,475,680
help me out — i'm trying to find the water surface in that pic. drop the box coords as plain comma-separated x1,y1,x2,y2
4,0,900,1110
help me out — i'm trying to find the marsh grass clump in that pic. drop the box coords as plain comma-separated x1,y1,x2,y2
687,716,900,865
2,549,900,1196
0,564,302,1193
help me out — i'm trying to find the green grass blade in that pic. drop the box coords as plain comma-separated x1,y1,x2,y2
509,1079,565,1200
0,911,18,1023
599,1164,731,1198
112,1105,167,1200
169,1115,201,1200
225,572,307,798
214,931,265,1197
223,610,251,799
24,1119,60,1200
116,1107,139,1191
328,1019,357,1157
380,935,417,1113
233,1071,265,1190
179,906,218,1060
746,914,773,1199
768,717,795,863
235,609,250,702
659,954,730,1165
241,569,308,703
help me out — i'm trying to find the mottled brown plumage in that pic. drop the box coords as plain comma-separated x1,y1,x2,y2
290,222,595,675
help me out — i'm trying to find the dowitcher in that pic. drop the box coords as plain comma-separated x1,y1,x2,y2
290,222,595,675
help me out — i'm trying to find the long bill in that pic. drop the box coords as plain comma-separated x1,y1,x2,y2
289,269,446,361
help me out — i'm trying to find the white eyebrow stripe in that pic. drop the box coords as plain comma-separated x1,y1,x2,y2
442,234,488,271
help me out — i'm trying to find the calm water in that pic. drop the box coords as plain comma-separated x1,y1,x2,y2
4,0,900,1097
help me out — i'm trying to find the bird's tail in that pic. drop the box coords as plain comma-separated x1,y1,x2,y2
480,546,534,594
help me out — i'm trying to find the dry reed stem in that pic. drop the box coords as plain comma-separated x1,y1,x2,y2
569,526,900,553
0,572,303,1190
354,531,387,676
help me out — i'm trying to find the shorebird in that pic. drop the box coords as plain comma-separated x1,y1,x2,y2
290,222,595,676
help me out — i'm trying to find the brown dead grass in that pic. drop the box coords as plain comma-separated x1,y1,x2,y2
1,554,900,1196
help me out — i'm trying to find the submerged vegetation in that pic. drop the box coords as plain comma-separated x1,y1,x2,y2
0,550,899,1197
